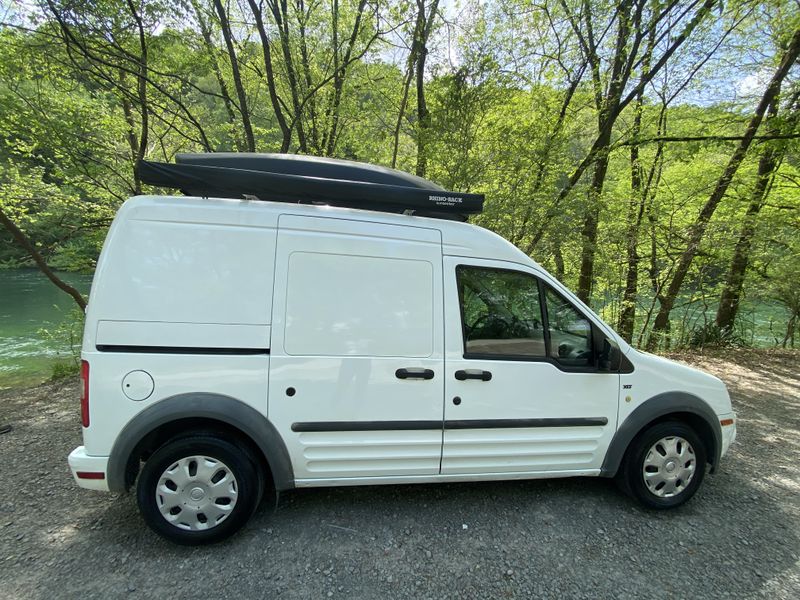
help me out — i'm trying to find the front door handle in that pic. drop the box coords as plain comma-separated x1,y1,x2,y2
455,369,492,381
396,368,435,380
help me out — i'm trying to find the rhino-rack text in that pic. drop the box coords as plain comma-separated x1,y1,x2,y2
429,195,463,205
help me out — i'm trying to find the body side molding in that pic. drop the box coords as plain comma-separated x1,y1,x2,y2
107,393,294,492
291,417,607,432
445,417,607,429
600,391,722,478
96,345,269,355
292,420,441,432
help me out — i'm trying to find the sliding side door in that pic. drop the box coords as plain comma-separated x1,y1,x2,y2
269,215,445,483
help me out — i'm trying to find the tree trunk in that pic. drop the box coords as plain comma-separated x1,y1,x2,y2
714,147,778,333
618,123,644,341
552,238,565,281
297,0,321,152
213,0,256,152
647,27,800,350
125,0,148,189
390,19,423,169
784,313,798,348
269,0,308,152
414,43,429,178
247,0,292,152
575,146,610,303
715,90,799,332
618,20,660,341
119,70,142,195
193,0,242,149
575,1,634,304
0,208,87,311
414,0,439,178
323,0,369,156
714,180,770,332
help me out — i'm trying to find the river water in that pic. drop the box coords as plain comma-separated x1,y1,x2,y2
0,269,93,389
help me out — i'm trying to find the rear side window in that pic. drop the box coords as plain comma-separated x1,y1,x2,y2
284,252,434,357
456,266,545,358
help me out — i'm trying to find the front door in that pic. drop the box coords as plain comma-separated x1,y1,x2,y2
269,215,445,482
442,257,619,475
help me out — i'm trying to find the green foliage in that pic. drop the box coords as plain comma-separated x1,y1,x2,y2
685,323,748,350
0,0,797,353
51,360,81,380
38,307,85,376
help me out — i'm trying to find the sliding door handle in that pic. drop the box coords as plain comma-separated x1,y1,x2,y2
455,369,492,381
396,368,435,380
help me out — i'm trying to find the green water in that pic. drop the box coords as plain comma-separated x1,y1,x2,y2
0,269,93,389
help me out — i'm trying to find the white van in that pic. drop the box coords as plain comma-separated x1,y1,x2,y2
68,154,737,545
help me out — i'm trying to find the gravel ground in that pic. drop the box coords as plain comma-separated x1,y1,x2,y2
1,348,798,599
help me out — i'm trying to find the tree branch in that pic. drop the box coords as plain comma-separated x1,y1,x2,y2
0,207,87,311
615,132,800,146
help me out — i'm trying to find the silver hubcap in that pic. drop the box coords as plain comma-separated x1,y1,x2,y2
156,455,238,531
642,436,696,498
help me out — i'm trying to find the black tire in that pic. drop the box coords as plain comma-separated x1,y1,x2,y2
619,421,707,509
136,435,263,545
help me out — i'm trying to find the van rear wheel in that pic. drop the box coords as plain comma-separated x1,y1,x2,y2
136,435,262,545
620,421,707,509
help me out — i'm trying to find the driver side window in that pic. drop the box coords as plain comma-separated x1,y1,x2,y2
457,266,545,358
456,266,596,369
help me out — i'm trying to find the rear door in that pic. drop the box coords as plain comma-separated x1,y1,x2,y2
268,215,445,482
441,257,619,475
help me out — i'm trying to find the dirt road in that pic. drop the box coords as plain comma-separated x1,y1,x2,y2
1,349,798,599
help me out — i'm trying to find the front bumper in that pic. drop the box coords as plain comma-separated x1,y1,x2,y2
719,412,737,458
68,446,110,492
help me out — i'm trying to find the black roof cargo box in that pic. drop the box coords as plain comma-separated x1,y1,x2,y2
138,153,484,221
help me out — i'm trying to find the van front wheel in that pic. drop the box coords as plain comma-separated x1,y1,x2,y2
621,421,707,509
136,435,262,545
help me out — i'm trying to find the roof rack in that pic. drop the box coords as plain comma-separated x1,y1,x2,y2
137,153,484,222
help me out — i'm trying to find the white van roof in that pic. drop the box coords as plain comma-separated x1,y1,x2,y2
121,195,537,267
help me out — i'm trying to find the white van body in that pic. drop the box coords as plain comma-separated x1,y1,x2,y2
69,195,736,543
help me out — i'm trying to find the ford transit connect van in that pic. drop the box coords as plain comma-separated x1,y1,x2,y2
68,154,737,545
